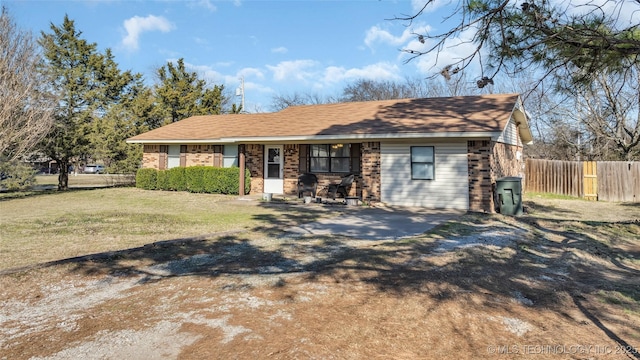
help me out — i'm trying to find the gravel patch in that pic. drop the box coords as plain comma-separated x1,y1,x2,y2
434,227,527,252
499,316,534,336
30,321,199,360
0,277,139,346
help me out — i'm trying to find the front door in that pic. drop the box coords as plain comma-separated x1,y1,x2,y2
264,145,284,194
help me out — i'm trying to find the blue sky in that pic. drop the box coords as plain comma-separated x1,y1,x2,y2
5,0,475,112
5,0,638,112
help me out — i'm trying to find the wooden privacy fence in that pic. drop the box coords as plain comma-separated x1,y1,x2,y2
597,161,640,202
525,159,640,202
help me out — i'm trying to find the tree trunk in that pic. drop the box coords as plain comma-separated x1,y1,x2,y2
57,159,69,191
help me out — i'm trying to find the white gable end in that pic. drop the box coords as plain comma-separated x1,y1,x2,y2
496,117,522,146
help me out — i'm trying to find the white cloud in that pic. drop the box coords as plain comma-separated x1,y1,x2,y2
238,67,265,80
364,24,430,50
189,0,217,12
412,0,453,13
171,61,266,89
214,61,235,68
323,63,401,84
122,15,174,51
408,27,482,76
266,60,320,82
554,0,638,27
271,46,288,54
179,61,224,83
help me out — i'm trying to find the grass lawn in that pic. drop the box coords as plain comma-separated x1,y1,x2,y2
1,188,639,359
0,187,330,270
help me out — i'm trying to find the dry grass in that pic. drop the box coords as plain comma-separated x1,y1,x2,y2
0,187,336,270
1,190,639,359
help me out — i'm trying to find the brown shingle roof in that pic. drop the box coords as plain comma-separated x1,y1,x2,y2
127,94,530,143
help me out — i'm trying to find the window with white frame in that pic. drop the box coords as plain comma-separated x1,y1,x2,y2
223,145,238,167
167,145,180,169
411,146,435,180
310,144,351,173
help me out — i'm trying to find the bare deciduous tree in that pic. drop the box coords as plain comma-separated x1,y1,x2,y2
269,77,480,111
0,7,55,160
571,66,640,160
518,66,640,161
270,92,335,111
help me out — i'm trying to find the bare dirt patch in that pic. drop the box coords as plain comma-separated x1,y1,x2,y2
1,196,639,359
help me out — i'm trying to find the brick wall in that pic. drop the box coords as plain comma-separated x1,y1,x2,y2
491,142,524,181
281,144,359,198
184,145,215,167
283,144,300,195
244,144,264,194
141,142,379,200
142,145,163,169
467,140,524,213
361,142,381,202
467,139,493,212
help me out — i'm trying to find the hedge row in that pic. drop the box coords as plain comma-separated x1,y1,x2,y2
136,167,250,194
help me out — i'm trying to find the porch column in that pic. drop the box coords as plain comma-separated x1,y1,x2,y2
239,144,246,196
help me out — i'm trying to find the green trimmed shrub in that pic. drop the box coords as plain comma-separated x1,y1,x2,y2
244,169,251,194
135,168,157,190
156,169,170,190
136,166,251,195
221,167,239,194
168,167,186,191
186,166,206,193
202,167,221,193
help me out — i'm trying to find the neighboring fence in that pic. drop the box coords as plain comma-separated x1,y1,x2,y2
525,159,584,198
525,159,640,202
597,161,640,202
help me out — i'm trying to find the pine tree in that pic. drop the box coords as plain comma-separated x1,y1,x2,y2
39,16,139,189
154,58,226,123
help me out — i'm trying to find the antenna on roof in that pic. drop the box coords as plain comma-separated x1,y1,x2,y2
235,76,245,113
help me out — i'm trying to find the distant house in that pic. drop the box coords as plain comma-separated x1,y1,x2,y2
127,94,532,212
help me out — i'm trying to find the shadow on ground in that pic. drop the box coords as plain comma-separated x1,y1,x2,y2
2,200,639,357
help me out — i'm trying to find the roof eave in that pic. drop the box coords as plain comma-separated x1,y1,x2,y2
511,96,534,144
126,131,503,144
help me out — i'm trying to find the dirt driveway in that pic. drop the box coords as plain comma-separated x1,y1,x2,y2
1,197,639,359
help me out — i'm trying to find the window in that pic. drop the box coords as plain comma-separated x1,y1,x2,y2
310,144,352,173
223,145,238,167
167,145,180,169
411,146,435,180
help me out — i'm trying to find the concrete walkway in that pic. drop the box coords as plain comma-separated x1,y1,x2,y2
285,206,465,240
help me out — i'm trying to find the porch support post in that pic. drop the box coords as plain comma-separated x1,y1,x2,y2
239,144,246,196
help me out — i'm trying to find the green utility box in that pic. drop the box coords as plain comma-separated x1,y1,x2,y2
495,177,523,216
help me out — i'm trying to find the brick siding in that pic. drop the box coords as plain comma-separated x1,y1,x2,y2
467,140,493,212
141,139,526,212
491,142,524,181
244,144,264,194
361,142,381,203
184,145,215,167
467,140,524,213
142,145,163,170
283,144,300,196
